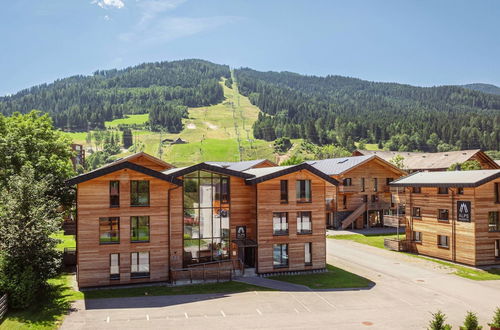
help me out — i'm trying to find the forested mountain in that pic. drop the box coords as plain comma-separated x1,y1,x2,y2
0,59,229,132
462,83,500,96
235,69,500,152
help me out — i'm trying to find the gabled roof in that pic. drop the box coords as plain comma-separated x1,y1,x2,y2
244,163,339,185
104,152,174,170
353,149,499,171
390,169,500,188
306,155,404,176
205,159,277,171
66,161,182,186
162,162,255,179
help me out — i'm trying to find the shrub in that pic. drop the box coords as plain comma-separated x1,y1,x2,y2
489,307,500,328
428,310,452,330
460,311,482,330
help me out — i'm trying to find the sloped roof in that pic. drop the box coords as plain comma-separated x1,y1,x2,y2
161,162,254,179
103,152,174,170
354,149,499,170
243,164,339,185
305,155,375,175
205,159,276,171
390,169,500,188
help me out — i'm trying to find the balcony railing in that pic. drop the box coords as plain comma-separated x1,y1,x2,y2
338,185,359,193
367,201,391,210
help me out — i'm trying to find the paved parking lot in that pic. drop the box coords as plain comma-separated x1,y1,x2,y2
61,239,500,329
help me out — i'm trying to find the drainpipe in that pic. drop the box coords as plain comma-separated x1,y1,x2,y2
451,188,456,262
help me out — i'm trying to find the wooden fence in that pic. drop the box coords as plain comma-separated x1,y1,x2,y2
63,247,77,266
0,293,7,320
384,238,410,252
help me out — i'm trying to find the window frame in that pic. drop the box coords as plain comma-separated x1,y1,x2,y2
304,242,312,266
272,212,289,236
343,178,352,186
438,187,449,195
437,209,449,222
373,178,378,192
130,251,150,278
457,187,464,195
495,240,500,258
413,231,422,243
280,180,288,204
488,211,500,232
360,177,365,192
412,187,421,194
99,217,120,245
495,183,500,204
130,180,150,207
110,253,120,280
273,243,289,268
131,216,150,243
110,181,120,208
412,207,421,218
437,235,449,248
296,180,312,203
297,211,312,234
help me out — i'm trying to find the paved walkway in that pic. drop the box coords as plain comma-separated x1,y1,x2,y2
234,276,310,291
327,227,404,236
61,239,500,329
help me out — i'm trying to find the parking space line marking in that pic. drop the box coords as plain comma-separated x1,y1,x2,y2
106,316,110,323
294,308,300,314
288,293,311,312
256,308,262,315
146,314,150,321
220,310,226,317
184,312,189,319
313,292,337,310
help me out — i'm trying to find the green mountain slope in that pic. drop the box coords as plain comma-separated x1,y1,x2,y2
462,83,500,96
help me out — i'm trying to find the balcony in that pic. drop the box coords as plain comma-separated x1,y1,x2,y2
367,201,391,210
383,214,405,227
338,185,359,193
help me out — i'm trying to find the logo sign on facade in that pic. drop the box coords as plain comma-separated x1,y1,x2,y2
457,201,471,222
236,226,246,239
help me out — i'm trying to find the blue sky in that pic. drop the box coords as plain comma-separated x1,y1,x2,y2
1,0,500,96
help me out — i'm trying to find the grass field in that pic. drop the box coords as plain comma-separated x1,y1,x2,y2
52,231,76,251
104,114,149,128
269,264,373,289
354,142,380,151
328,233,500,281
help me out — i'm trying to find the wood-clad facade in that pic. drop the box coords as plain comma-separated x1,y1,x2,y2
70,154,334,288
392,172,500,266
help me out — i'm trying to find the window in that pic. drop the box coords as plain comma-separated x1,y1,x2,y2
343,178,352,186
221,177,230,203
489,212,500,232
495,240,500,258
131,252,150,278
343,195,347,209
438,209,449,221
296,180,311,203
273,212,288,235
305,243,312,266
438,187,449,195
131,216,150,242
437,235,449,248
99,217,119,244
386,178,394,186
110,181,120,207
412,187,421,193
457,187,464,195
273,244,288,268
110,254,120,280
373,178,378,192
413,231,422,242
362,195,368,202
131,181,150,206
361,178,365,192
280,180,288,203
412,207,421,218
495,183,500,203
297,211,312,234
371,195,379,203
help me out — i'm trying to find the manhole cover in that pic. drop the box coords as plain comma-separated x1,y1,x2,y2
362,321,374,326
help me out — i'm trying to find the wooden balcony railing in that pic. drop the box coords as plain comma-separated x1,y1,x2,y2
367,201,392,210
338,185,359,193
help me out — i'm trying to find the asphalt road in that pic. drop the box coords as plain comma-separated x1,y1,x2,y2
61,239,500,329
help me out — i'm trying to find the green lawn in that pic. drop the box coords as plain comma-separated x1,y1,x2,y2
51,231,76,251
105,114,149,128
328,233,500,281
269,264,373,289
328,233,404,249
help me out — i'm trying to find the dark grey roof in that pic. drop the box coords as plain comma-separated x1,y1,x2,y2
244,164,339,185
390,169,500,188
306,155,375,175
161,162,254,179
205,159,275,171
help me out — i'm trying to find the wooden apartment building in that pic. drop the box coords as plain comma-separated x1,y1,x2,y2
67,153,337,287
308,155,407,229
391,170,500,266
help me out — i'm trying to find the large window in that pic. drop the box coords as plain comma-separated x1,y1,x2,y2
183,171,230,266
495,183,500,203
110,253,120,280
110,181,120,207
131,252,150,278
305,242,312,266
412,207,421,218
273,212,288,235
489,212,499,232
438,187,449,195
343,178,352,186
131,181,149,206
296,180,312,202
297,211,312,234
438,209,449,221
273,244,288,268
99,217,119,244
438,235,449,248
131,216,150,242
373,178,378,192
412,187,421,193
413,231,422,242
280,180,288,203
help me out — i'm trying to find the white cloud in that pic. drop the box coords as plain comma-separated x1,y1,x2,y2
104,15,111,20
92,0,125,9
119,0,238,44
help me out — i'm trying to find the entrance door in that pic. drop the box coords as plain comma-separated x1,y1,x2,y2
238,246,256,268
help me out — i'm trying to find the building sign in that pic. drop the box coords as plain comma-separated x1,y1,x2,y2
236,226,246,239
457,201,471,222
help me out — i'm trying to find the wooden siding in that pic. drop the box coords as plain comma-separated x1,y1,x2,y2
256,170,327,273
77,168,176,287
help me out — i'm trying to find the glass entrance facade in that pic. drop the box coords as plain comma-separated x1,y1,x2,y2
183,171,230,266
